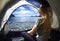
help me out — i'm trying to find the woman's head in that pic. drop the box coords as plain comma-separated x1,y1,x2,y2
40,5,52,17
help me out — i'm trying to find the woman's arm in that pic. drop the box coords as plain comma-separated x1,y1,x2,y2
27,17,45,36
27,24,37,36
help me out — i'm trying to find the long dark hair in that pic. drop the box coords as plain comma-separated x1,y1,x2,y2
40,5,52,33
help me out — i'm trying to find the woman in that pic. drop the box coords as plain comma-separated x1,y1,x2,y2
27,4,52,41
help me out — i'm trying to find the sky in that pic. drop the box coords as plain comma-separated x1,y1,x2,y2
12,5,39,17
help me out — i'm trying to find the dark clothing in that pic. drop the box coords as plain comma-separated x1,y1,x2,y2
21,32,37,41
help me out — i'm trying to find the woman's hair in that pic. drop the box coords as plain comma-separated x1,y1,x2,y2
40,4,53,32
40,5,52,15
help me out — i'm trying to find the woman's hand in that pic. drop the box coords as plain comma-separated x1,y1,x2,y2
27,25,37,36
27,30,33,36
